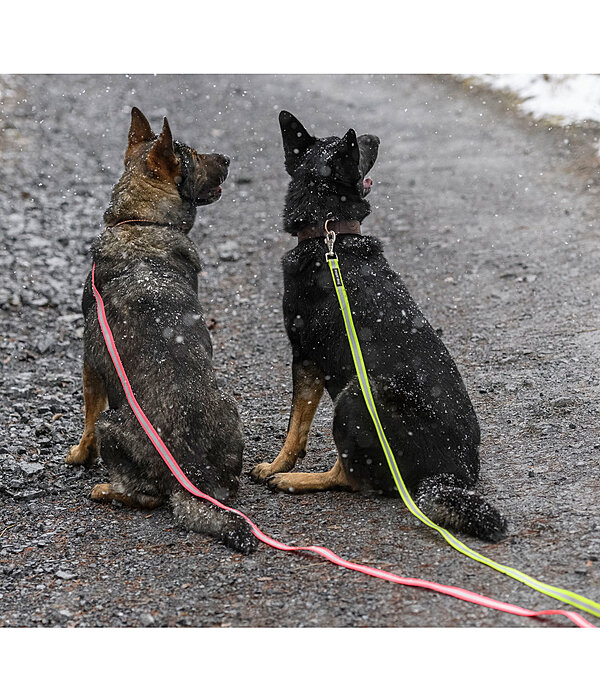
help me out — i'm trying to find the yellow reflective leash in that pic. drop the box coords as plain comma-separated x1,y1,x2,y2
325,229,600,620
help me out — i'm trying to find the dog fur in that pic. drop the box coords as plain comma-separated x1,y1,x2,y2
66,107,256,554
251,110,507,543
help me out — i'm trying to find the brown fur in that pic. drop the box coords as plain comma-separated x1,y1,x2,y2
90,483,163,509
251,362,326,481
103,108,225,231
66,107,255,553
267,456,355,493
66,362,107,465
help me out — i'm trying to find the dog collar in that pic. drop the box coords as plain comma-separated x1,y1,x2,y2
296,220,361,243
106,219,172,228
104,219,186,231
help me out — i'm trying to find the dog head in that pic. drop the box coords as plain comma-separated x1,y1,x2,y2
105,107,229,229
278,110,379,234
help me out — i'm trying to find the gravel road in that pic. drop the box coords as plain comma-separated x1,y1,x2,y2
1,74,599,627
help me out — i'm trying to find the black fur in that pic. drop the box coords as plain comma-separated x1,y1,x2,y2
279,110,379,235
278,112,507,542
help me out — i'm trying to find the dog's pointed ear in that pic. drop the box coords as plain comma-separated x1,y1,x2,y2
147,117,180,181
332,128,361,182
279,110,315,174
337,129,360,165
125,107,154,161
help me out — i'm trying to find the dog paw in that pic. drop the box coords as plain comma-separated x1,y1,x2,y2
65,443,97,465
90,483,112,501
250,462,277,482
266,474,296,493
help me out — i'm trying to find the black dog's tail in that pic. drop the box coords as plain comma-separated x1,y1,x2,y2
414,474,507,543
170,489,257,554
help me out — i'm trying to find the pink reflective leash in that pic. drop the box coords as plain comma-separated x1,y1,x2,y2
90,264,595,628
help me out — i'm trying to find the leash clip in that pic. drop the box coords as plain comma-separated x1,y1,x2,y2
324,218,337,260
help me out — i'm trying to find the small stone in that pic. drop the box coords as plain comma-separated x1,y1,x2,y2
217,241,240,262
18,489,46,501
551,397,572,408
140,613,155,626
55,570,76,580
20,462,45,475
34,336,56,354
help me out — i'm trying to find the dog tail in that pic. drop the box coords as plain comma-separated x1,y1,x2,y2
170,489,257,554
414,474,507,543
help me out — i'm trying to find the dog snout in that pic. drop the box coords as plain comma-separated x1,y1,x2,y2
362,135,380,147
219,154,230,168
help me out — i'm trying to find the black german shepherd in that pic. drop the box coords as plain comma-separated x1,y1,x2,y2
66,107,255,554
251,110,507,543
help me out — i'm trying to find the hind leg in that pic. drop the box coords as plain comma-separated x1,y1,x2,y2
92,411,167,510
267,456,358,494
251,362,324,481
66,362,108,464
90,482,163,509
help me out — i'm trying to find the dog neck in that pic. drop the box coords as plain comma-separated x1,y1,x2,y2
296,220,361,243
105,219,183,230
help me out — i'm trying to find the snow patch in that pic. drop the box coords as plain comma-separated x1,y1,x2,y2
464,74,600,156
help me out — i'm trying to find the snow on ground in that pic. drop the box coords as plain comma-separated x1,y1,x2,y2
464,74,600,128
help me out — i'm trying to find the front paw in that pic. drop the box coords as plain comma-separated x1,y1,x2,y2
250,461,278,482
65,443,98,465
267,474,296,493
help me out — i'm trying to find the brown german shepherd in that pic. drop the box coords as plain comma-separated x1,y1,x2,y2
66,107,256,553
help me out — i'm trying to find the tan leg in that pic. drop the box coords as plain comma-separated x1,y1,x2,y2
90,483,163,509
251,362,324,482
267,456,357,494
65,362,108,464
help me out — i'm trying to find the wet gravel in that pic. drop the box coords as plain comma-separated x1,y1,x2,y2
0,74,599,627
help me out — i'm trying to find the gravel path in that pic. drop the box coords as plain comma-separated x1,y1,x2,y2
1,74,599,627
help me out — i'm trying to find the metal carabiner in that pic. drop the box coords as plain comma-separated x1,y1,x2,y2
324,218,337,260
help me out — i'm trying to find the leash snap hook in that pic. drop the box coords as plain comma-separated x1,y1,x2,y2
324,218,337,260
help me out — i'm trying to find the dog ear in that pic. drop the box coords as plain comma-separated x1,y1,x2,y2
147,117,181,181
279,110,315,174
331,128,361,182
357,133,380,176
125,107,154,161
